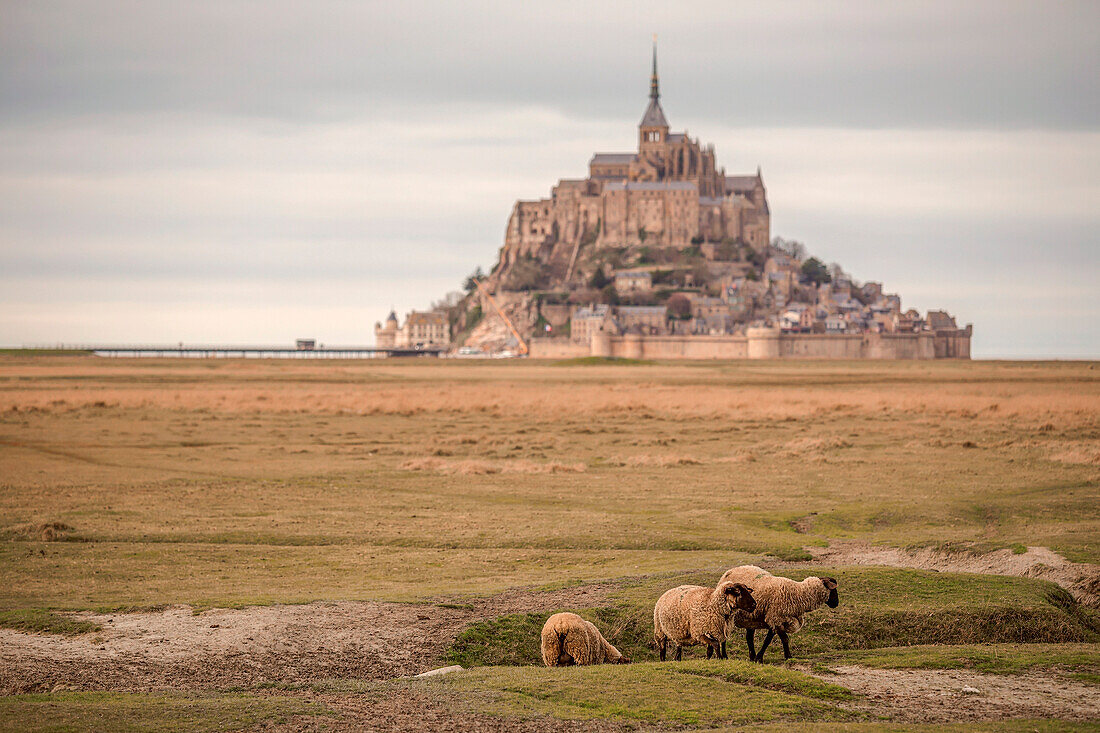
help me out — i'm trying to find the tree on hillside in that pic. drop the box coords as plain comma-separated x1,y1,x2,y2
589,267,610,289
463,267,486,292
801,257,831,286
773,236,807,260
666,293,692,320
432,291,464,310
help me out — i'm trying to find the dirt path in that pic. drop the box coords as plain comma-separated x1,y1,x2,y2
0,582,618,695
817,665,1100,723
809,541,1100,607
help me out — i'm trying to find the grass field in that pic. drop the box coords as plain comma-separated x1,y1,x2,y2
0,355,1098,730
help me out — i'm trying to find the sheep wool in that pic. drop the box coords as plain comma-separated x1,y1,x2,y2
540,612,628,667
720,565,834,631
653,580,756,660
719,565,839,662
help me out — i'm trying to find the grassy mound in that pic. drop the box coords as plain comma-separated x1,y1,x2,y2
446,567,1100,667
550,356,653,366
807,642,1100,676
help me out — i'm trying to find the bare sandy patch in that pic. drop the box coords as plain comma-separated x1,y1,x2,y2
400,458,586,474
0,583,617,696
615,454,702,468
817,665,1100,723
1050,442,1100,465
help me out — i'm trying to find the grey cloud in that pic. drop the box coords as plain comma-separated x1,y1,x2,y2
2,1,1097,129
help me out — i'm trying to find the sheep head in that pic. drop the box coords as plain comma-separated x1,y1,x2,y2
821,577,839,608
614,655,631,664
716,581,756,614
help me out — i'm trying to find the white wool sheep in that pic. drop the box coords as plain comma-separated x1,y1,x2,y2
540,612,630,666
718,565,838,663
653,580,756,661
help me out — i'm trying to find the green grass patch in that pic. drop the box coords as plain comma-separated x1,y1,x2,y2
550,356,653,366
766,547,815,562
669,659,853,700
806,643,1100,676
447,612,547,667
0,609,99,635
0,691,327,733
432,662,861,726
1065,671,1100,685
446,568,1100,667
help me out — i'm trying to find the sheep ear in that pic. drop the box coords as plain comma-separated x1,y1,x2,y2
822,577,838,590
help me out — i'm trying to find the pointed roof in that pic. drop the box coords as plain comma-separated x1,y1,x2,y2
386,309,398,324
640,37,668,129
641,98,668,128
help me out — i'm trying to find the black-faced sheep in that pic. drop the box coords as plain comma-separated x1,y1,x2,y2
653,580,756,661
540,612,630,666
719,565,838,663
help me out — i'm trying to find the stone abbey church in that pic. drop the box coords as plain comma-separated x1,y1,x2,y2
498,46,770,282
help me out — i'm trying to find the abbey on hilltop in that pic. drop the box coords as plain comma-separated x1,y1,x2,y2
392,43,972,360
494,42,770,286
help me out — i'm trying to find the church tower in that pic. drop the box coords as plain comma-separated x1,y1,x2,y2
638,38,669,152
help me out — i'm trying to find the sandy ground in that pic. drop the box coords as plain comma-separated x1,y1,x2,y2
818,665,1100,723
0,583,616,694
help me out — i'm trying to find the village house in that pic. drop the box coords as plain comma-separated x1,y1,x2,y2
570,304,614,344
613,269,653,295
617,305,668,334
824,314,848,333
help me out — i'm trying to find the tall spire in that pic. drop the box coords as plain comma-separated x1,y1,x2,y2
639,34,669,131
650,34,659,100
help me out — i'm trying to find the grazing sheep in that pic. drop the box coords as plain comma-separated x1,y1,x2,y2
718,565,838,663
653,581,756,661
540,612,630,666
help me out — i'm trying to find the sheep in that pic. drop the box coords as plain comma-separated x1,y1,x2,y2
718,565,838,663
540,612,630,666
653,580,756,661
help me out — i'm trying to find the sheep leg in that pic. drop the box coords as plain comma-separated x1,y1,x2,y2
754,629,775,663
674,644,682,661
745,629,756,661
721,640,727,659
778,630,792,660
658,638,667,662
706,644,714,659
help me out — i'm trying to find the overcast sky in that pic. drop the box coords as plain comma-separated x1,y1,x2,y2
1,1,1097,357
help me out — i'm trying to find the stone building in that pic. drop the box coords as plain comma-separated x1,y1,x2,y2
614,269,653,294
374,310,451,349
617,305,668,334
570,304,613,344
494,44,770,284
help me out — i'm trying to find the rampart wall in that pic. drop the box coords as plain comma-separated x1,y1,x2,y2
527,328,971,360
